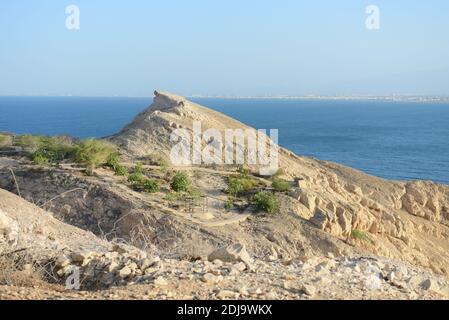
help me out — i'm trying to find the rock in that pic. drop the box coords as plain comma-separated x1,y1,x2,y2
233,262,247,272
201,273,223,284
421,279,440,293
265,292,278,299
0,209,19,244
208,243,254,270
154,276,168,287
106,261,120,273
300,284,316,297
216,290,239,300
55,256,72,268
71,252,94,264
310,210,328,229
239,286,249,296
118,266,132,278
139,256,161,270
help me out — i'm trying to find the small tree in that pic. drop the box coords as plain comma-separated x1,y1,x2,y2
253,191,279,215
170,172,191,192
75,139,117,174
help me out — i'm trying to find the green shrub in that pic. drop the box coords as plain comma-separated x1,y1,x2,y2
114,164,128,176
351,229,370,242
227,176,258,197
272,179,291,192
143,179,160,193
170,172,191,192
15,135,45,153
253,191,279,215
237,165,251,178
32,153,49,166
128,172,146,185
0,134,12,148
164,192,182,202
106,153,128,176
188,187,203,199
224,198,233,211
16,135,75,162
106,153,120,169
74,139,117,174
227,177,244,197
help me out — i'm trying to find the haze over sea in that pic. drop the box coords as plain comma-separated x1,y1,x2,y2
1,96,448,184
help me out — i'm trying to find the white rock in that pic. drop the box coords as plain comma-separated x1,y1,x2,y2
216,290,238,300
154,276,168,287
118,266,132,278
301,284,316,297
208,243,254,270
201,273,223,284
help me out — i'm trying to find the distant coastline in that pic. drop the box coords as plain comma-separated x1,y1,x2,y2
1,94,449,103
190,95,449,103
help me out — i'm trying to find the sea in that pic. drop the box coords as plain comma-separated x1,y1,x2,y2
1,96,448,184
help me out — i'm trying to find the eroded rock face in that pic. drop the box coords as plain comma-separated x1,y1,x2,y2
401,181,449,225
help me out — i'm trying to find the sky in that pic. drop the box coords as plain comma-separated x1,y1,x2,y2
0,0,448,97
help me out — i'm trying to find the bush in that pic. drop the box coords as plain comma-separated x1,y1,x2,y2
15,135,45,153
227,176,258,197
16,136,75,165
170,172,191,192
32,153,49,166
143,179,160,193
0,134,12,148
74,139,117,174
253,191,279,215
128,172,146,185
114,164,128,176
188,187,203,199
224,198,233,211
106,153,120,169
106,153,128,176
272,179,291,192
164,192,182,202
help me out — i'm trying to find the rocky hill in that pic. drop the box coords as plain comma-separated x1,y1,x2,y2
1,91,449,300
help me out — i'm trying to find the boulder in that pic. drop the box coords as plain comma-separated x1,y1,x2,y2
208,243,253,270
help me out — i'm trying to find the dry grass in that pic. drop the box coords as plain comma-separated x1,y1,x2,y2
0,250,45,287
0,246,62,291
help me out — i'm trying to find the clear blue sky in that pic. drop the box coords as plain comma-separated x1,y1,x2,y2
1,0,448,96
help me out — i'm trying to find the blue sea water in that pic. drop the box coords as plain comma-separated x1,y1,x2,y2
1,96,448,184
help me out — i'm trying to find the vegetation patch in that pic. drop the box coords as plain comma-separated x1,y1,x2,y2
351,229,370,242
170,172,191,192
143,179,160,193
227,175,259,197
0,134,13,148
253,191,279,215
272,179,291,193
74,139,117,174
